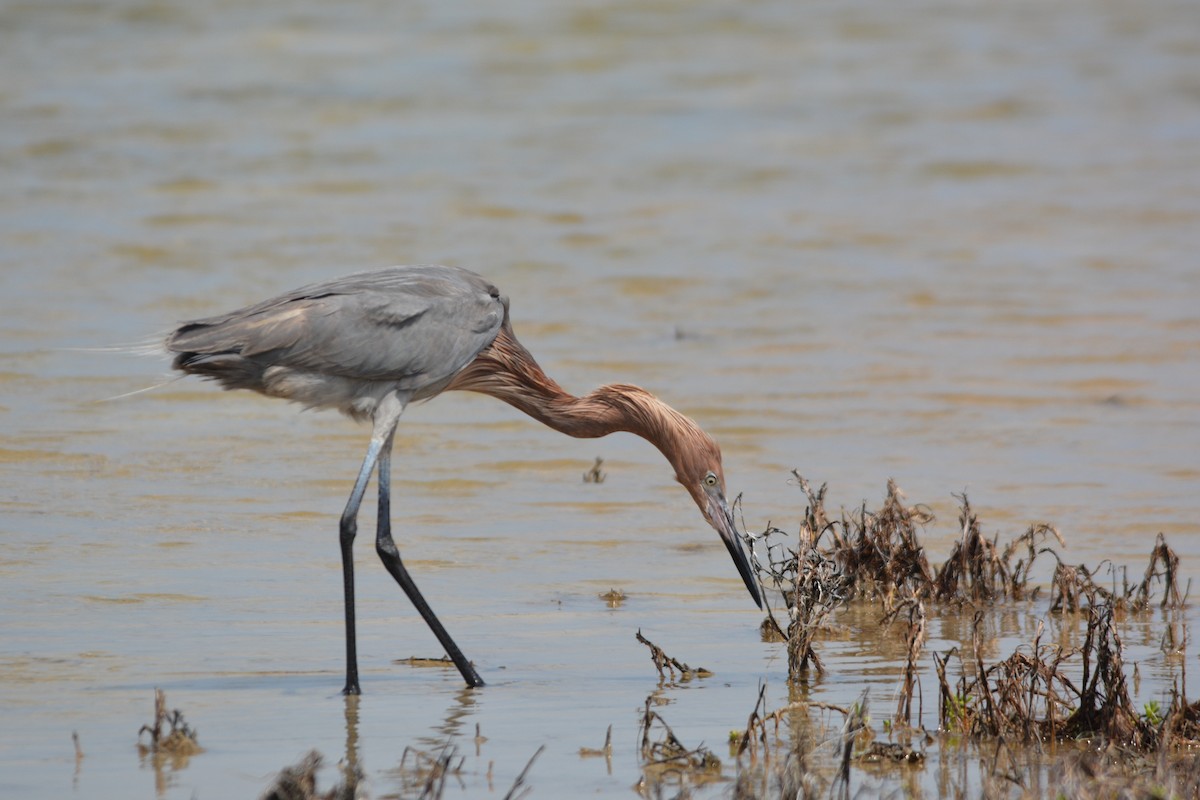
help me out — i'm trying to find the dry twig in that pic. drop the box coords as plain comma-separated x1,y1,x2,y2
635,630,712,681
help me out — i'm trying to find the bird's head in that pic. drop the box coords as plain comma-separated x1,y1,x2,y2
668,425,763,609
590,384,763,609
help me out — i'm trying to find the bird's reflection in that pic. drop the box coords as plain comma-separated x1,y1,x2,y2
341,693,362,788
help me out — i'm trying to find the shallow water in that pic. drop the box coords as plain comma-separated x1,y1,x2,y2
2,0,1199,797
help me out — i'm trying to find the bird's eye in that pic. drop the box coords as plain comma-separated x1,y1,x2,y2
704,472,718,487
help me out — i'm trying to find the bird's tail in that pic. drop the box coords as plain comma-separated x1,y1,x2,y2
97,374,186,402
168,350,265,391
59,335,180,403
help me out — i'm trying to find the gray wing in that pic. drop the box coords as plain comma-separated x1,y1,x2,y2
166,265,507,398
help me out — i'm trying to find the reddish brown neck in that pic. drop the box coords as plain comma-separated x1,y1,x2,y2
446,325,692,453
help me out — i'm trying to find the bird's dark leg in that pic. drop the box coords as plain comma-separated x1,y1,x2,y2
376,423,485,688
340,395,406,695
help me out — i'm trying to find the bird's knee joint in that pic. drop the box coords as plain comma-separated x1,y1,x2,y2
339,516,357,545
375,538,399,560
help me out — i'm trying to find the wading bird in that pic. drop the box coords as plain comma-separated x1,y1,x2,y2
166,265,761,692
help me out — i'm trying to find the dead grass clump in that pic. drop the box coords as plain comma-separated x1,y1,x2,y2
1134,533,1186,610
934,598,1161,751
752,539,845,677
1051,533,1189,614
136,689,202,797
137,689,202,758
826,478,935,604
778,540,847,677
582,457,606,484
637,696,722,795
599,588,626,608
756,479,1072,620
638,696,720,771
934,614,1079,742
933,494,1064,604
750,477,1068,683
1050,562,1106,613
884,598,927,729
749,475,850,678
759,474,1187,615
1165,692,1200,745
1063,602,1156,749
260,751,359,800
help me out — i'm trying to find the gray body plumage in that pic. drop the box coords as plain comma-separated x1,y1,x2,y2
166,265,508,420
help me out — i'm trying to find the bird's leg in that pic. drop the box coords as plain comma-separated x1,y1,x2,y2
375,424,485,688
339,395,406,695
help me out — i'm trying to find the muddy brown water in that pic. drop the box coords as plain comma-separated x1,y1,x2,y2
2,0,1198,797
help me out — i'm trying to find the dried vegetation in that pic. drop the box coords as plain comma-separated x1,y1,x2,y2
135,689,204,797
137,688,202,758
260,751,359,800
730,474,1198,798
636,629,713,681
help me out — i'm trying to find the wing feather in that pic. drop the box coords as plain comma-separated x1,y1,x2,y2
166,265,506,399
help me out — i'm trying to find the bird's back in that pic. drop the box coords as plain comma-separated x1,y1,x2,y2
166,265,508,419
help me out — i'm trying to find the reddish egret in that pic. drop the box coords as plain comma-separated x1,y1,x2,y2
166,264,761,692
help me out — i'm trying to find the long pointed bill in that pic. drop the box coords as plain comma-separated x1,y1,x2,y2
709,495,763,609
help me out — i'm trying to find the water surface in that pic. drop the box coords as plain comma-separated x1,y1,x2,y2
2,0,1198,797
